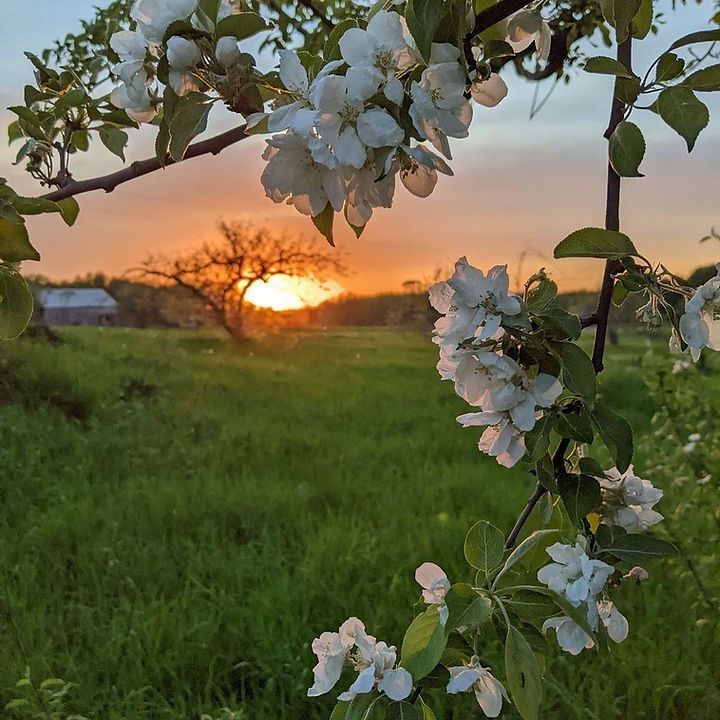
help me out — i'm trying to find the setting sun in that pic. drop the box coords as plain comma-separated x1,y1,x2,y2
245,276,344,311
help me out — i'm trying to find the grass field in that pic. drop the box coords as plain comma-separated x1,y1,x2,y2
0,327,717,719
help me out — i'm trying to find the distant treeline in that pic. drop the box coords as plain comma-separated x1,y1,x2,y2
27,265,715,332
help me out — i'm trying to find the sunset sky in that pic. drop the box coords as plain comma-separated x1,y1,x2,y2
1,0,719,298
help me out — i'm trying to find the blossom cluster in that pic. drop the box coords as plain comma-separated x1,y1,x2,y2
599,465,663,533
537,540,628,655
110,0,244,122
429,257,562,467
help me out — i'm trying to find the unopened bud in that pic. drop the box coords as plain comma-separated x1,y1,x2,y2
626,566,649,584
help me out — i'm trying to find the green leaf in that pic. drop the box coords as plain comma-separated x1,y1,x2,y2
99,126,129,161
657,86,709,152
57,197,80,227
464,520,505,574
511,585,595,638
526,278,557,312
494,530,558,587
312,203,336,246
330,701,349,720
609,121,645,178
0,218,40,262
553,407,595,444
552,342,596,402
506,590,556,621
444,583,493,633
668,29,720,53
553,227,638,260
682,64,720,92
578,457,607,478
602,533,677,563
615,76,641,106
632,0,653,39
601,0,642,43
400,606,447,681
405,0,445,62
8,196,60,216
345,694,375,720
505,626,542,720
584,56,635,79
557,474,601,528
612,280,629,307
655,53,685,83
418,698,437,720
386,702,419,720
539,308,581,341
535,454,557,493
0,266,34,339
168,92,212,162
216,12,269,40
592,402,634,473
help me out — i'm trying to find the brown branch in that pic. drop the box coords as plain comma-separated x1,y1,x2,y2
472,0,530,36
42,124,249,203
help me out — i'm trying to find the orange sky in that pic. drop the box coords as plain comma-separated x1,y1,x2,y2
1,2,719,297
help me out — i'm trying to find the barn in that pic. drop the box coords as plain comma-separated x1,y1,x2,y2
35,288,119,326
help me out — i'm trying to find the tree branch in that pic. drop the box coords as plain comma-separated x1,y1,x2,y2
42,124,249,203
472,0,529,36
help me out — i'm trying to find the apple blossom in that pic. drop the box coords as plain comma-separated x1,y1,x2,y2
267,51,344,136
409,47,473,159
166,36,202,96
457,410,528,468
215,37,241,69
543,600,628,655
471,73,509,108
343,159,396,227
537,542,614,606
415,562,450,624
261,133,345,217
446,657,508,718
679,264,720,360
338,10,414,105
131,0,199,43
109,30,157,123
307,617,413,702
310,74,404,169
395,144,453,198
505,9,552,63
599,466,663,533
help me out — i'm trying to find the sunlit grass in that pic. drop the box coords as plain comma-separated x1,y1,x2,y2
0,327,716,719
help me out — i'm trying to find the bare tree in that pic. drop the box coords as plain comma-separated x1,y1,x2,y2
134,221,346,342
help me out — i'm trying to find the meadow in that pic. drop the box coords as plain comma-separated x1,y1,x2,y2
0,327,717,720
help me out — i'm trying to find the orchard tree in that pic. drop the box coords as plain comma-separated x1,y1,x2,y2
134,220,346,341
3,0,720,718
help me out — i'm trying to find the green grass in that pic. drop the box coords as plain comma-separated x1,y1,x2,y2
0,327,717,719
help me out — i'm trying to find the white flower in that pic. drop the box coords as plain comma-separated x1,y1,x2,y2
131,0,199,43
543,600,628,655
109,30,157,123
311,74,405,169
599,466,663,533
395,144,453,198
505,9,552,63
470,73,508,107
415,562,450,624
216,36,240,68
537,542,614,606
217,0,239,21
542,614,594,656
166,36,202,96
307,618,413,702
261,133,345,217
446,656,507,718
626,566,649,583
339,10,414,104
409,55,473,159
679,264,720,360
429,258,522,347
457,411,527,468
344,160,396,227
268,51,343,136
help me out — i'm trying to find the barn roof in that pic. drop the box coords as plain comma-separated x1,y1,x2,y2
36,288,118,310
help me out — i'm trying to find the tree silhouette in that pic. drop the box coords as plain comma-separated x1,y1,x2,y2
135,221,345,341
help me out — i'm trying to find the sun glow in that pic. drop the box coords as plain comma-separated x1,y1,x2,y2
245,275,343,311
